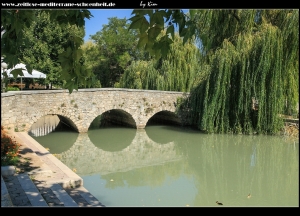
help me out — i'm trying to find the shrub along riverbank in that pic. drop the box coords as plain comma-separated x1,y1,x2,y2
1,126,21,166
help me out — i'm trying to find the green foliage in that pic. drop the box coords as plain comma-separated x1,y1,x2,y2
1,127,21,166
115,60,158,89
129,9,198,59
158,33,200,92
6,86,20,91
18,10,86,88
183,9,299,135
117,32,201,92
87,17,148,87
1,9,93,93
1,10,36,72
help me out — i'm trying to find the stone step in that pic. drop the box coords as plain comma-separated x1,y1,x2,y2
2,173,48,207
17,173,48,206
64,186,105,207
1,175,13,207
49,183,78,207
2,172,104,207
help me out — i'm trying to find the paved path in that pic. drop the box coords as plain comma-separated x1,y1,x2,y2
1,131,105,207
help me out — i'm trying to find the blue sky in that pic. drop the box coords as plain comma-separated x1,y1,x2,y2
84,9,189,43
84,9,134,42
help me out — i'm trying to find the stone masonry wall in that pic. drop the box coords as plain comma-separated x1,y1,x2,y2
1,88,186,133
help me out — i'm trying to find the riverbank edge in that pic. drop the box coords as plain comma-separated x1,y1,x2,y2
1,130,103,207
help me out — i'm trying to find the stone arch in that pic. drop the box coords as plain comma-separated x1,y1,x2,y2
56,114,80,132
47,108,81,131
88,108,137,129
145,110,182,127
29,114,60,136
28,113,80,134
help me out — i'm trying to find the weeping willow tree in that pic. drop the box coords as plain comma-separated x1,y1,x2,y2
116,32,201,92
180,9,299,135
156,33,200,92
114,60,158,89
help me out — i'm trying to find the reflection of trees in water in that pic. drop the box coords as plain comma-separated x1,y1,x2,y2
102,159,191,189
185,134,298,206
145,125,200,144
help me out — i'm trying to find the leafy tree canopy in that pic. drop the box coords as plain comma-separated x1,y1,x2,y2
88,17,148,87
128,9,198,59
17,10,86,88
1,9,92,93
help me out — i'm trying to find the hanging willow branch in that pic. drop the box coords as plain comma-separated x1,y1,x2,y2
117,32,201,92
184,9,299,135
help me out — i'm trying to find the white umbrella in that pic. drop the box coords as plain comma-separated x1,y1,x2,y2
6,63,46,78
4,63,47,90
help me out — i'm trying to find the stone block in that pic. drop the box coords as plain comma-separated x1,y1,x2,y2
1,166,16,176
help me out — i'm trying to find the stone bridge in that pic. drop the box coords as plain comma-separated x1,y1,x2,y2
1,88,188,133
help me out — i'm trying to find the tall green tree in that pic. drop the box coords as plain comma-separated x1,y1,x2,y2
115,60,158,89
80,40,102,88
178,9,299,135
89,17,148,87
157,33,200,92
18,10,85,88
117,32,201,92
1,9,93,93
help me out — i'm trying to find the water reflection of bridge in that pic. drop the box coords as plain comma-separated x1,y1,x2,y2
55,130,183,175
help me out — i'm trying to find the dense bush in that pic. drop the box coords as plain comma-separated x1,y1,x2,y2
6,86,20,91
1,126,20,166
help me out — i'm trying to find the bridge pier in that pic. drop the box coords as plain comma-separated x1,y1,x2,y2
78,128,89,133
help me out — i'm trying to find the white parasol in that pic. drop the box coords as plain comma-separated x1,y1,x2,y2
3,63,46,90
